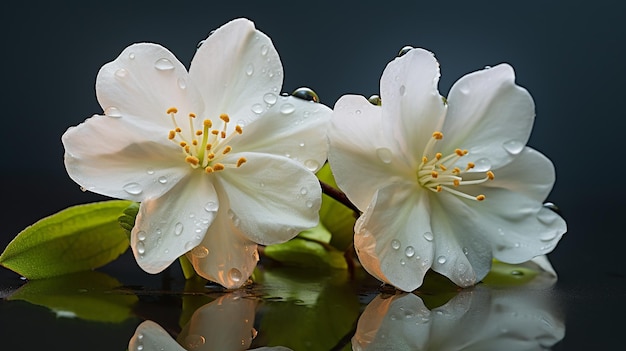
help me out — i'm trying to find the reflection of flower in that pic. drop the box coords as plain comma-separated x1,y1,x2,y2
128,293,293,351
328,48,566,291
353,285,564,350
62,18,331,288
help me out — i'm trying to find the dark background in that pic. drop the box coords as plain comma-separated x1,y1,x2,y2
1,0,624,349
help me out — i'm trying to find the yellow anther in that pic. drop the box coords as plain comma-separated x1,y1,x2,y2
175,127,182,133
184,145,191,153
185,156,199,166
432,131,444,140
195,130,203,136
431,171,438,178
166,107,178,114
222,146,232,154
204,119,212,128
220,131,226,138
455,149,465,156
476,195,486,201
220,114,230,123
207,153,215,159
435,153,442,160
487,171,495,180
452,167,461,174
237,157,247,167
453,179,460,186
206,143,212,151
422,156,428,164
205,166,214,173
213,163,225,171
189,113,196,118
436,185,442,192
192,140,198,146
463,149,468,155
439,164,447,171
211,130,219,135
466,162,475,170
168,130,176,139
235,125,243,134
179,141,187,147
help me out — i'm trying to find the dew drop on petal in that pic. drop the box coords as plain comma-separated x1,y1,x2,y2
291,87,320,103
502,140,524,155
185,334,206,349
300,187,308,195
423,231,434,241
463,247,469,255
391,239,401,250
473,158,492,172
184,241,195,251
511,270,524,276
228,268,243,283
136,241,146,254
204,201,218,212
128,52,135,60
158,176,168,184
174,222,184,236
114,68,128,78
305,200,314,208
400,259,406,266
399,85,406,96
405,246,415,258
154,58,175,71
245,63,254,76
280,103,295,115
437,255,447,264
260,45,269,56
368,94,382,106
376,147,393,164
304,159,320,172
146,168,155,175
104,106,122,118
355,109,362,115
191,245,209,258
137,231,147,241
398,45,414,57
177,78,187,90
251,103,264,114
123,182,143,195
263,92,277,105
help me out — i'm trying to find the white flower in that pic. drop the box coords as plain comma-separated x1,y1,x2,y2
62,18,331,288
328,48,566,291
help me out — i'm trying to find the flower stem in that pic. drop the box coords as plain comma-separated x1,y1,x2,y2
319,180,361,214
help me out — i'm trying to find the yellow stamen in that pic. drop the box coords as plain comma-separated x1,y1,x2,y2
195,130,203,136
220,114,230,123
466,162,475,170
237,157,247,167
185,156,199,166
166,107,178,114
222,146,232,154
235,125,243,134
476,195,486,201
432,131,444,140
431,171,438,178
487,171,495,180
189,113,196,118
168,130,176,139
213,163,225,171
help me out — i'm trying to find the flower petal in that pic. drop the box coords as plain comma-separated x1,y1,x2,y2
354,183,434,292
187,200,258,289
329,95,412,210
129,320,186,351
62,114,188,201
190,18,283,126
217,153,321,245
380,48,446,158
131,174,218,274
232,94,331,173
97,43,205,128
443,64,535,170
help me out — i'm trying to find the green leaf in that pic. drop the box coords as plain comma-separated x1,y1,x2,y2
316,163,357,251
8,270,138,323
481,259,543,287
118,201,140,239
0,200,133,279
264,237,347,270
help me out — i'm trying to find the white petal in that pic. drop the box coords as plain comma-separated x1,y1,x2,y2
217,153,321,245
232,94,331,173
354,183,434,292
190,18,283,125
443,64,535,170
380,48,446,158
97,43,205,128
129,320,185,351
178,293,257,349
62,114,188,201
188,201,258,289
131,174,218,274
328,95,412,211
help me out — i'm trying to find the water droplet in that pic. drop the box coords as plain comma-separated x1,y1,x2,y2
114,68,128,78
473,158,492,172
136,241,146,254
259,181,265,188
196,39,206,49
399,85,406,96
300,187,308,195
376,147,393,164
204,201,218,212
355,109,362,114
154,58,174,71
158,176,167,184
104,106,122,118
263,92,277,105
398,45,414,57
543,202,561,215
391,239,401,250
502,140,524,155
511,270,524,276
423,231,434,241
514,242,521,248
498,228,505,236
184,241,195,251
280,103,295,115
400,259,406,266
368,94,382,106
291,87,319,102
228,268,243,283
305,200,314,208
260,45,269,56
185,334,206,349
405,246,415,258
251,103,264,114
137,231,147,241
304,159,320,171
137,345,144,351
174,222,184,236
146,168,155,175
299,141,305,147
245,63,254,76
437,255,447,264
191,245,209,258
462,247,469,255
128,52,135,60
123,182,143,195
177,78,187,90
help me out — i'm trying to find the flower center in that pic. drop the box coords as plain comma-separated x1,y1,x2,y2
416,131,494,201
166,107,247,173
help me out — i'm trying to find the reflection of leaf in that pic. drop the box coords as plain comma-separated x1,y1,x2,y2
8,270,138,323
254,267,360,351
0,200,132,279
263,237,347,270
317,163,357,251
